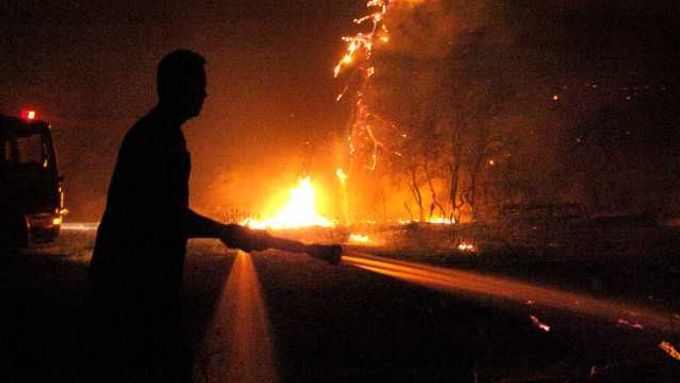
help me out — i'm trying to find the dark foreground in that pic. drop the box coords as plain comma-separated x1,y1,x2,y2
1,227,678,382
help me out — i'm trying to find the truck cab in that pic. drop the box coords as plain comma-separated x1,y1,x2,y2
1,111,65,249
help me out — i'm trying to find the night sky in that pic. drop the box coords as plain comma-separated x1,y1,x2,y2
2,1,678,220
3,0,357,220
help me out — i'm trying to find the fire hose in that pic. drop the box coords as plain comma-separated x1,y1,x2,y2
236,228,342,265
265,236,343,265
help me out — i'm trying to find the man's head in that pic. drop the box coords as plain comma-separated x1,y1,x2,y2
156,49,207,118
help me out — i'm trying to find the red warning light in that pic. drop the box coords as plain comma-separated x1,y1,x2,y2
20,110,37,120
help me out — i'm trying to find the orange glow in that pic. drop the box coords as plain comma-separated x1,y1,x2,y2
348,233,370,244
243,177,334,230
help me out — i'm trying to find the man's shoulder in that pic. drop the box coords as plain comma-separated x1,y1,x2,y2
120,112,186,158
125,112,155,138
121,112,161,149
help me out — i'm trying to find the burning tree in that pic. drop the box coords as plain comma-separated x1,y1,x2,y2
335,0,527,223
328,0,679,224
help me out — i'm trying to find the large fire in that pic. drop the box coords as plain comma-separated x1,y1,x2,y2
238,1,437,233
242,177,334,230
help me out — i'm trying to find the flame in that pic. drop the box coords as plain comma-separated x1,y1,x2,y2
349,233,371,244
428,216,455,225
334,1,392,171
659,341,680,361
457,242,476,252
336,168,350,224
243,177,334,230
397,216,456,225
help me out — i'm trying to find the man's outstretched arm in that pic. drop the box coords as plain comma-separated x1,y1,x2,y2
185,209,342,264
185,209,270,248
185,208,225,238
185,208,272,251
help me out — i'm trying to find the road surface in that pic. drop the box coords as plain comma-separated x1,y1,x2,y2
1,227,678,382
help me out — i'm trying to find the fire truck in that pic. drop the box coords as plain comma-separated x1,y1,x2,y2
1,110,65,251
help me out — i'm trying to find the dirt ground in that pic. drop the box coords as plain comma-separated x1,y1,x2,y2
1,228,679,382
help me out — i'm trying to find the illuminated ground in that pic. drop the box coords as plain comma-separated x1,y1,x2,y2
1,228,678,382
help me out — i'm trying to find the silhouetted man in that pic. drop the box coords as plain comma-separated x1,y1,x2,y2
89,49,340,382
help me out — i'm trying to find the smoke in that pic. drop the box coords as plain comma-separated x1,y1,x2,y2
5,1,677,221
342,0,680,221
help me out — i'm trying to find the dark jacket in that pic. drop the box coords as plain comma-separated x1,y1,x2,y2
90,109,191,300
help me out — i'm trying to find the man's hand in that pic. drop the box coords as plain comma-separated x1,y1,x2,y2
219,224,271,253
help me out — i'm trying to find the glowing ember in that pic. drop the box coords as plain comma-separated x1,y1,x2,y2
349,233,371,244
243,177,334,230
428,216,455,224
616,318,645,330
334,1,427,171
658,341,680,361
334,1,400,170
336,167,350,224
336,167,348,184
457,242,476,252
529,315,551,332
397,216,455,225
62,222,99,231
